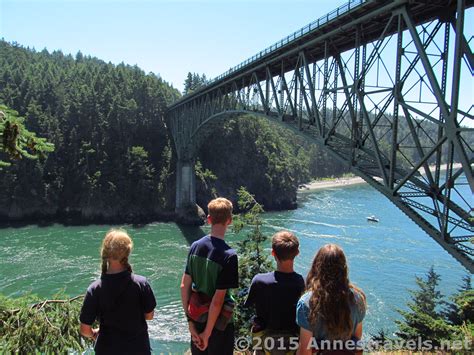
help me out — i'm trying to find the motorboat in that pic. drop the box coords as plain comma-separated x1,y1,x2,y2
367,215,379,222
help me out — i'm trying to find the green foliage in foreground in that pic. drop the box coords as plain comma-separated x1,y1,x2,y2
372,267,473,351
0,293,91,353
0,104,54,167
232,187,273,338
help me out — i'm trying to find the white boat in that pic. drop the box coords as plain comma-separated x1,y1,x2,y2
367,215,379,222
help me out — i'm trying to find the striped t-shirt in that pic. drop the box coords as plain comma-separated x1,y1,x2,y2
185,235,239,300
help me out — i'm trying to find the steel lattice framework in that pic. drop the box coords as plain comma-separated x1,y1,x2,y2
167,0,474,271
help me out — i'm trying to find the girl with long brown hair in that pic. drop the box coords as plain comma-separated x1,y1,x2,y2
296,244,366,355
79,229,156,354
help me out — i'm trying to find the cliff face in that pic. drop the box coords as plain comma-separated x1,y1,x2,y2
0,192,176,225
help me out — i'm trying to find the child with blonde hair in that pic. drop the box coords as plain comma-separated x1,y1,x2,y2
80,229,156,354
180,197,238,355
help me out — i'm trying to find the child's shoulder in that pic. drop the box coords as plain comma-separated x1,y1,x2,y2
131,273,150,286
191,235,208,246
86,278,102,293
299,290,312,304
295,271,305,284
131,273,145,280
252,271,275,284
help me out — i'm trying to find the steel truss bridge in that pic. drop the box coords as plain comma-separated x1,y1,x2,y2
167,0,474,272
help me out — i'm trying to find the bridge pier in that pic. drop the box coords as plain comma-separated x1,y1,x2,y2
176,159,196,210
175,159,204,225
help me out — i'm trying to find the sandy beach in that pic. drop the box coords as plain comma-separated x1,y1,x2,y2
298,176,367,191
299,163,464,192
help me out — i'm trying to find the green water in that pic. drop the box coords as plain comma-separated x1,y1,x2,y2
0,182,472,353
0,223,199,353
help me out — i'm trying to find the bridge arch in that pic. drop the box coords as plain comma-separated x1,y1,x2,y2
171,110,307,219
190,110,305,146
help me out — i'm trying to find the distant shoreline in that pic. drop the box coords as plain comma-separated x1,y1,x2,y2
298,163,463,192
298,176,366,191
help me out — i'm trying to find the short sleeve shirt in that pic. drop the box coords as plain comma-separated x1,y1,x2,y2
185,235,238,300
296,288,366,339
244,271,305,332
80,271,156,353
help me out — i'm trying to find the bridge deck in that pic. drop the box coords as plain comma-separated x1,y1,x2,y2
169,0,473,109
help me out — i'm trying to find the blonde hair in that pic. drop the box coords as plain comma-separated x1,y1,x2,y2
100,229,133,274
208,197,233,225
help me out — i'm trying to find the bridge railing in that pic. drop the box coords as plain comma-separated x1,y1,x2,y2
208,0,368,85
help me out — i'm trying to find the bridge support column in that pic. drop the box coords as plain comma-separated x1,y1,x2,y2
176,159,196,211
175,159,204,225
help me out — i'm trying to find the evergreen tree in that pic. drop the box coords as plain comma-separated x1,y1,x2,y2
393,270,473,350
183,72,194,95
444,274,474,326
461,275,472,292
0,104,54,167
395,266,452,345
183,72,208,95
232,187,273,338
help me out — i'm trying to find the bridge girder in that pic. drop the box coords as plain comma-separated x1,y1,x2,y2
167,0,474,272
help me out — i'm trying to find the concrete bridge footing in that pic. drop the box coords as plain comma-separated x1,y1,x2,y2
175,159,204,225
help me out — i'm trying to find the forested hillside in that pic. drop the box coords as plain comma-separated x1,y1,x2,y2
0,41,346,222
0,41,180,222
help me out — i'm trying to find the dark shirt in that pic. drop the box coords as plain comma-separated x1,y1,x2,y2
185,235,239,301
80,270,156,355
244,271,305,333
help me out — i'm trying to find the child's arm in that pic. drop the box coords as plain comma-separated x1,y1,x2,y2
79,323,99,341
296,328,313,355
197,289,227,350
80,285,99,341
180,273,202,347
140,278,156,321
180,273,192,315
144,310,154,320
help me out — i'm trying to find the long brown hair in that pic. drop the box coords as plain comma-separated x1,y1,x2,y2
305,244,365,340
100,229,133,274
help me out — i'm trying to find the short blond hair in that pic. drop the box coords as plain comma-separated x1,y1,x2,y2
208,197,233,225
272,231,299,261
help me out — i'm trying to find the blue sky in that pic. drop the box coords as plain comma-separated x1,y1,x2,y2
1,0,472,125
1,0,348,91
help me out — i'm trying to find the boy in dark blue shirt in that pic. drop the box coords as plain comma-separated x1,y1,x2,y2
244,231,305,354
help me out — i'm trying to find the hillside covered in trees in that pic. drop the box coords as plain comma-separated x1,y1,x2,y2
0,41,347,223
0,41,180,222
